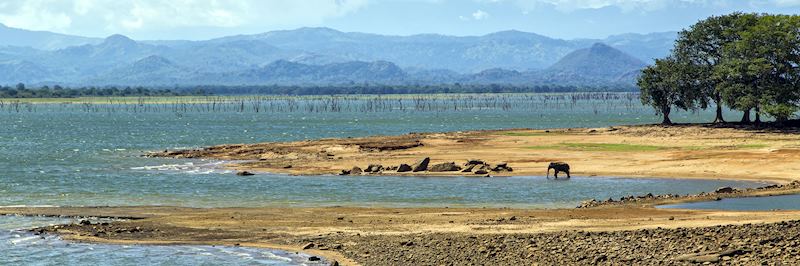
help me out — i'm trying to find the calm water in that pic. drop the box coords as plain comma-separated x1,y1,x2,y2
0,94,751,264
658,194,800,211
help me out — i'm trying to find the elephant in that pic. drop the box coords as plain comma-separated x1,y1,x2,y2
547,162,570,179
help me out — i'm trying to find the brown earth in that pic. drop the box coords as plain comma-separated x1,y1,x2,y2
147,124,800,184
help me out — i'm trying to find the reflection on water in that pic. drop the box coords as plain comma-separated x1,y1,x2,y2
658,194,800,211
0,216,326,266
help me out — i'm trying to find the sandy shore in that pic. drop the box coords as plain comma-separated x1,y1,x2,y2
148,124,800,184
7,124,800,265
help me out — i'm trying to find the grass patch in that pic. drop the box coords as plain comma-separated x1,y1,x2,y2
526,142,664,152
734,143,769,149
502,132,552,137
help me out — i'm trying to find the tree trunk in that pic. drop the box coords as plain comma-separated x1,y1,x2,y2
754,105,761,124
661,107,672,125
712,94,725,123
741,108,751,123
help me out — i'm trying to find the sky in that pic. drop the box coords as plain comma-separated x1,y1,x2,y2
0,0,798,40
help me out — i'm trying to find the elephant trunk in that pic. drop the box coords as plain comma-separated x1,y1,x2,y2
547,166,551,178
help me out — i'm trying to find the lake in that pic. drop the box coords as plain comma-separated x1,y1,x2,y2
0,93,751,265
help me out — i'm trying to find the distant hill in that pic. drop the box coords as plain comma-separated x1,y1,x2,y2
547,43,647,80
0,23,101,50
0,25,667,87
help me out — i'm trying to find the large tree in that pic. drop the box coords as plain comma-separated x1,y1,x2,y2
674,13,759,123
638,58,699,125
716,14,800,123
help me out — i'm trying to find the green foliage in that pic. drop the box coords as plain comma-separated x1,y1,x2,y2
527,143,664,152
638,57,698,124
0,85,207,98
643,13,800,124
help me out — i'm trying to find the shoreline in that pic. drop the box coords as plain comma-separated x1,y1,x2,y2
147,124,800,184
8,124,800,264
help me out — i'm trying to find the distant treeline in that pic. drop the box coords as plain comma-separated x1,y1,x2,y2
0,83,636,98
0,84,207,98
188,84,636,95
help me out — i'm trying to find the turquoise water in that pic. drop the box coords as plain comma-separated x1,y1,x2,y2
658,194,800,211
0,94,752,265
0,216,327,265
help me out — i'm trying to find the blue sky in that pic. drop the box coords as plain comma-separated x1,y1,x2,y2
0,0,798,40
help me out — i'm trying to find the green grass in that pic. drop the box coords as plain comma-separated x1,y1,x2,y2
733,143,769,149
526,142,665,152
502,132,551,137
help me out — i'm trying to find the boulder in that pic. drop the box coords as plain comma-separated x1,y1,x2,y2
339,170,350,176
492,162,513,172
411,157,430,172
397,164,412,172
236,171,255,176
474,169,489,175
462,164,476,172
350,166,363,175
715,187,735,193
465,159,485,166
429,162,462,172
365,164,383,173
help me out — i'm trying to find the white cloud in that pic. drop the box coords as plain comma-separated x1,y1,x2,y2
0,0,369,38
483,0,800,12
773,0,800,6
472,9,490,20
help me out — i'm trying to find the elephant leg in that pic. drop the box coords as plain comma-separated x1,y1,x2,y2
566,170,571,178
554,170,559,179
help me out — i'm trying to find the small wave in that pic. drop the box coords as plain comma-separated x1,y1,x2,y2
130,161,234,175
10,235,41,245
261,251,293,262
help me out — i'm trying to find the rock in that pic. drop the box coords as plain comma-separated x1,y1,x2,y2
302,242,315,249
429,162,462,172
79,220,92,225
715,187,735,193
329,260,339,266
365,164,383,173
676,249,749,263
462,164,476,172
236,171,255,176
385,165,399,171
411,157,430,172
308,256,321,261
283,165,292,169
339,170,350,176
465,159,485,166
492,163,513,172
397,164,412,172
350,166,363,175
474,169,489,175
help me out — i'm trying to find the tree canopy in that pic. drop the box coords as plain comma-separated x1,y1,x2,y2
641,13,800,125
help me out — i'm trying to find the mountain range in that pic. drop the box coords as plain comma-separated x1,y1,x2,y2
0,24,676,87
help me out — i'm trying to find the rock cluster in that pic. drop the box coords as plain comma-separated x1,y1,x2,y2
338,158,513,176
314,220,800,265
577,180,800,208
